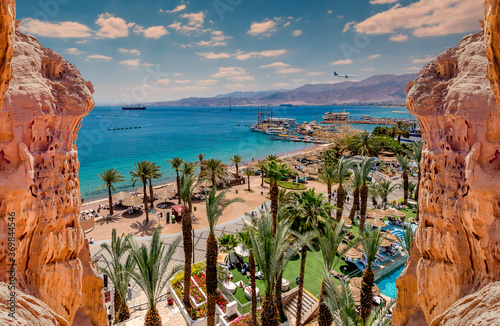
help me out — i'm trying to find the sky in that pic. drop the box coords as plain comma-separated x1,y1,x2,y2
17,0,483,104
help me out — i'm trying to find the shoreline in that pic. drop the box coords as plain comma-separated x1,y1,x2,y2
81,143,326,208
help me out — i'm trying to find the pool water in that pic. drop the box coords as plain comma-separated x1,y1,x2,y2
375,265,405,299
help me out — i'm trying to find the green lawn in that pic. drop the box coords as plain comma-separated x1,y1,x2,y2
264,178,307,190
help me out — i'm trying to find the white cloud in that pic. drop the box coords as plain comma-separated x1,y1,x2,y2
227,75,255,82
87,54,113,60
260,62,290,68
172,85,211,91
134,25,168,39
174,73,183,76
96,13,134,39
196,79,218,86
330,59,353,65
368,54,381,59
211,67,247,78
272,82,289,88
404,66,422,72
224,83,250,90
19,18,92,38
362,67,376,71
175,80,191,84
196,32,231,47
160,5,186,13
120,59,141,67
181,12,205,27
343,21,356,33
235,49,287,60
248,19,277,36
170,12,207,34
65,48,84,55
276,68,304,74
354,0,482,37
306,72,327,76
196,52,231,59
143,62,155,67
157,79,171,84
412,56,435,64
370,0,399,4
76,40,88,44
327,10,333,14
119,48,141,55
389,33,408,42
292,30,302,37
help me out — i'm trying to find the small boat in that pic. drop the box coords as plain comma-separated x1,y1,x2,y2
303,137,313,143
122,105,146,110
268,136,280,140
292,136,302,142
266,127,286,135
313,138,324,144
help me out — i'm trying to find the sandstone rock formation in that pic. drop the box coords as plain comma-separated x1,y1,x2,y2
430,281,500,326
485,0,500,104
0,0,14,105
393,30,500,325
0,282,68,326
0,23,107,326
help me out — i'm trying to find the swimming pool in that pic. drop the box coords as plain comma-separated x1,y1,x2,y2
375,265,405,299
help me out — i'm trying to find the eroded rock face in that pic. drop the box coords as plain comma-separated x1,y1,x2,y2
393,30,500,325
0,282,68,326
0,30,107,325
485,0,500,104
0,0,14,104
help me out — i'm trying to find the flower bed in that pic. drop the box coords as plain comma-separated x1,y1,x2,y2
171,271,229,320
230,309,262,326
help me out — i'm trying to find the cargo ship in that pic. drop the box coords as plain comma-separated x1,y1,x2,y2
122,105,146,110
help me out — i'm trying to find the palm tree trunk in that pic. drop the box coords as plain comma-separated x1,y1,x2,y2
275,270,284,321
336,183,345,221
261,174,264,187
261,295,279,326
143,181,149,223
144,306,162,326
149,179,154,205
248,176,251,191
296,246,307,326
270,181,278,235
206,234,218,326
113,289,121,322
108,186,114,215
359,184,368,233
318,279,332,326
176,171,181,205
360,267,375,323
118,300,130,322
236,163,239,177
397,134,401,144
182,208,193,310
327,184,332,200
249,253,257,326
348,187,359,220
403,171,409,205
415,170,420,221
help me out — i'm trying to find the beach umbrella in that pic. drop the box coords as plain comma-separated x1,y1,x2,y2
121,196,143,207
164,183,178,192
217,252,228,265
380,239,393,247
339,244,363,260
382,231,400,243
349,277,381,305
367,209,384,219
366,218,387,228
354,243,379,255
157,189,175,201
113,191,132,201
385,208,406,218
303,167,316,174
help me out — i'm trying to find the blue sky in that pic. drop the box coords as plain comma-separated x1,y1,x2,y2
17,0,482,104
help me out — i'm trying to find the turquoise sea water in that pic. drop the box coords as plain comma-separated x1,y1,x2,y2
77,106,413,201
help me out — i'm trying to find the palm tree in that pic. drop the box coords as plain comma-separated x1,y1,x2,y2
180,161,198,176
358,158,376,233
198,153,206,172
333,157,355,221
392,121,411,143
146,162,162,205
378,180,398,204
265,160,291,233
319,165,336,200
243,167,254,191
168,157,185,204
406,140,423,220
256,159,267,187
315,220,352,326
287,189,332,326
128,229,182,326
97,229,133,322
359,228,386,323
368,182,380,206
179,173,197,310
201,158,230,187
408,181,417,200
230,154,242,178
266,154,279,162
348,132,381,157
236,229,258,326
131,161,151,223
247,212,297,326
96,169,124,215
205,188,244,326
396,154,410,205
347,165,362,221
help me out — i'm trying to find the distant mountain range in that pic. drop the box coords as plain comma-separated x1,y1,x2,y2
147,73,418,107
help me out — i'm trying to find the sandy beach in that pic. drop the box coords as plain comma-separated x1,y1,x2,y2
82,144,333,241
